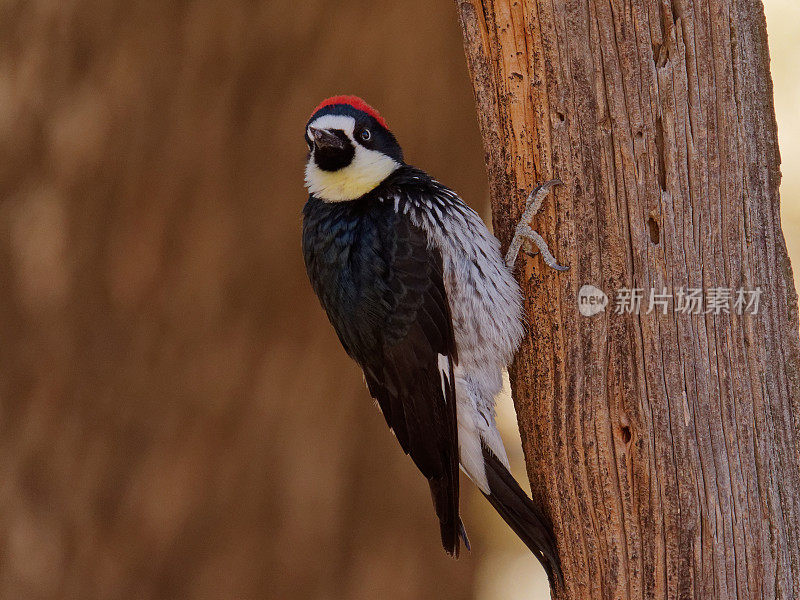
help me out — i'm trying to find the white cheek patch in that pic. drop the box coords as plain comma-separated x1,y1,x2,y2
304,114,400,202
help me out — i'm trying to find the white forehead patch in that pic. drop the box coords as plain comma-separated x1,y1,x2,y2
305,113,400,202
308,114,356,137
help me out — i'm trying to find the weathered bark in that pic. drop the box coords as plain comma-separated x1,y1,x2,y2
457,0,800,598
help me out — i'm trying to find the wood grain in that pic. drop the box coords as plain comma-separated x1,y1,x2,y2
456,0,800,597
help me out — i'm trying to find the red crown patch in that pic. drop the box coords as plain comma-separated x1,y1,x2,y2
310,95,389,130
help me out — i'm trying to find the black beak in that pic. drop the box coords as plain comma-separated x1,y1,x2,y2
309,127,345,150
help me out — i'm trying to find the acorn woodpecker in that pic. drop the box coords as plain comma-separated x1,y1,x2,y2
301,95,565,580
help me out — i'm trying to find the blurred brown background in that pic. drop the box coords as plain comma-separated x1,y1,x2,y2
1,1,797,599
0,1,493,599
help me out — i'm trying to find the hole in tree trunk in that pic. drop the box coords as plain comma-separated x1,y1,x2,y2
621,425,632,444
648,217,660,244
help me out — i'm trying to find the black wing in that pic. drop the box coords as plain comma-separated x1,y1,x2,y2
302,197,463,555
362,217,463,555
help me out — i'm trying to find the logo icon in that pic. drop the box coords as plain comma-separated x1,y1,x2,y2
578,284,608,317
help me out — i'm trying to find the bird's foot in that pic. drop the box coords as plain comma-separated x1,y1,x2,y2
504,179,568,271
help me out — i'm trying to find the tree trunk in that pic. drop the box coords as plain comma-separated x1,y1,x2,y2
456,0,800,598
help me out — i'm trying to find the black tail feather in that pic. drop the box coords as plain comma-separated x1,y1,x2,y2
481,446,563,585
458,520,471,551
428,477,464,557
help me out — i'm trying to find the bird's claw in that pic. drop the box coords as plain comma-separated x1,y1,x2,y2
505,180,568,271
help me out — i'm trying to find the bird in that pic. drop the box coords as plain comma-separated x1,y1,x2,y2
301,95,565,582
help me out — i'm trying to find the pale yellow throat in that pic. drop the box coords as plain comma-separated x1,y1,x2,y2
305,147,400,202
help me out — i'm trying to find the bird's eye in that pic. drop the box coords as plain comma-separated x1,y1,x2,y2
360,128,371,142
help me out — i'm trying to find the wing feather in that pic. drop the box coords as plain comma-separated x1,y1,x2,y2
303,194,463,555
364,216,461,555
